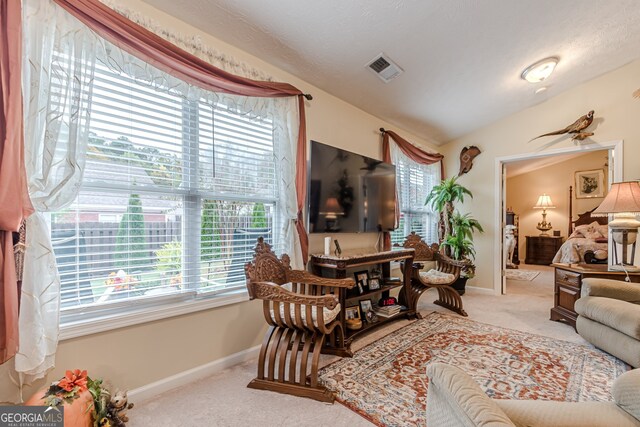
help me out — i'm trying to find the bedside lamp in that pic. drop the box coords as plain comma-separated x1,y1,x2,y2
533,194,556,236
592,181,640,272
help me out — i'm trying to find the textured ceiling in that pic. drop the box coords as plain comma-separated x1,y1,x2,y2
142,0,640,144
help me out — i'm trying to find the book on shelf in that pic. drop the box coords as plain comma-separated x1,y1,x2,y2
375,305,401,316
373,309,396,318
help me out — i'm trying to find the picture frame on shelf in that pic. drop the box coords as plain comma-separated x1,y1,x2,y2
575,169,605,199
359,299,377,324
359,299,373,315
368,277,381,291
353,270,369,294
345,305,361,320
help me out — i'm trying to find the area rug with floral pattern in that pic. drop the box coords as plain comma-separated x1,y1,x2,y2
319,311,629,427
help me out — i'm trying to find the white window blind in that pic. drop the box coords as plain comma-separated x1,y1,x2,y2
390,157,441,246
51,61,278,313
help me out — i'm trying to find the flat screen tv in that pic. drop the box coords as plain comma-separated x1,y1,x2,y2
308,140,396,233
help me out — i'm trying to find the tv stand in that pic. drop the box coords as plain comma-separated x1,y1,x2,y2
309,248,415,357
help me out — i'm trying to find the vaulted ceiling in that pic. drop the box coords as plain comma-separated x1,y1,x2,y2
142,0,640,145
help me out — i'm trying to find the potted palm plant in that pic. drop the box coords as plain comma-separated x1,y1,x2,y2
426,177,483,294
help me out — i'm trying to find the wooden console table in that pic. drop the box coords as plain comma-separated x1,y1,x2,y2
310,248,414,357
551,263,640,329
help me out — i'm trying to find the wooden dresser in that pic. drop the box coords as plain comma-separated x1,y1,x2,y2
525,236,563,265
551,263,640,329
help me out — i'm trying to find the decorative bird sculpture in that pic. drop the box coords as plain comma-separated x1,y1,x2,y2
529,110,594,142
458,145,481,176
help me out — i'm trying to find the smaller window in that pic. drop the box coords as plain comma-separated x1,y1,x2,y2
390,157,441,246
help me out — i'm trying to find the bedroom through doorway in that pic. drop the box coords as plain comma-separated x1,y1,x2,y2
494,141,623,296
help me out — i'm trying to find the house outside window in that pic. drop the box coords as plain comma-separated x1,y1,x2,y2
51,62,281,321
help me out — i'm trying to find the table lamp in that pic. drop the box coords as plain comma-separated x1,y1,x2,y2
533,194,556,236
592,181,640,272
321,197,344,231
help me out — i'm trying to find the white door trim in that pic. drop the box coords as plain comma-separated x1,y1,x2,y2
493,140,624,294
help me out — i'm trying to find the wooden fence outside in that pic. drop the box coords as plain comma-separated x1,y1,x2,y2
51,221,182,272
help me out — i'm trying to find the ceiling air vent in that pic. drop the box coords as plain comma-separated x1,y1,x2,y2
366,53,404,83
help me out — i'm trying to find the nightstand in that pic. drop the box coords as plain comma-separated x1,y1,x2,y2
524,235,563,265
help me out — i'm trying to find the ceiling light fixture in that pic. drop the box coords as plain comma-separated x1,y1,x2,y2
521,57,559,83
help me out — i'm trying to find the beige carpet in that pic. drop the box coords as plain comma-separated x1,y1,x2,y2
129,264,593,426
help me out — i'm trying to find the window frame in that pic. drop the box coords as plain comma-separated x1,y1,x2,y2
55,69,281,335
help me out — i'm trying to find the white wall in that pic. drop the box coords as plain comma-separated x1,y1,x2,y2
3,0,440,401
442,59,640,290
506,151,608,261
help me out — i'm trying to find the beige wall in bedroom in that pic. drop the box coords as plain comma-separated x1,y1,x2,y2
4,0,440,400
506,151,608,262
442,59,640,291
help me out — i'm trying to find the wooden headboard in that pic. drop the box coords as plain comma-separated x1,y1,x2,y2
568,185,608,235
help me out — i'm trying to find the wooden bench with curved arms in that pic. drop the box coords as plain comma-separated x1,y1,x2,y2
399,232,468,317
245,237,355,403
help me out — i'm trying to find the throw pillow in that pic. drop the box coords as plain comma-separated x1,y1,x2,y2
420,269,455,285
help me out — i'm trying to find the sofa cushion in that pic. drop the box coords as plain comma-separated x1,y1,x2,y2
420,269,455,285
581,278,640,303
575,296,640,339
497,400,640,427
576,316,640,368
426,363,515,427
612,369,640,422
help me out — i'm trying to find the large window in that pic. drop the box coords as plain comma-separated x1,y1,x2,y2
390,156,441,245
51,62,280,316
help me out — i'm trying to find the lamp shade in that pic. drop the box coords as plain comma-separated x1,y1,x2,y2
592,181,640,216
533,194,555,209
324,197,341,212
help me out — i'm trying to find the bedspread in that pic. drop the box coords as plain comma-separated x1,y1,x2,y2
551,237,608,264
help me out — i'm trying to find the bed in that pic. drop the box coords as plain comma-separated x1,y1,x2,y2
552,187,608,264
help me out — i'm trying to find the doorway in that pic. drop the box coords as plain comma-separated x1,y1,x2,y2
494,140,623,294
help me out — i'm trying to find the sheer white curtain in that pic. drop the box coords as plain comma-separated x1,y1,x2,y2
390,142,404,217
274,101,303,268
9,0,97,398
0,0,96,402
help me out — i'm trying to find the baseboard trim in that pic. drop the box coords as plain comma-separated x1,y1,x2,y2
129,344,261,403
465,285,497,295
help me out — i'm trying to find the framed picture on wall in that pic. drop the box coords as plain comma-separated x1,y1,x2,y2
575,169,605,199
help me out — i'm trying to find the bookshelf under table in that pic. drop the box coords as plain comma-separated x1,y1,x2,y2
309,248,415,357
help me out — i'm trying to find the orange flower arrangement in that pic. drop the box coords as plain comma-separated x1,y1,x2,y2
57,369,88,392
42,369,89,407
40,369,133,426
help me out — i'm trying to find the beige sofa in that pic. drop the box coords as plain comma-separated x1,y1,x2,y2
575,278,640,368
426,362,640,427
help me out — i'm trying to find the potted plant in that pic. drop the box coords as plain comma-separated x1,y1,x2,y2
426,177,483,294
